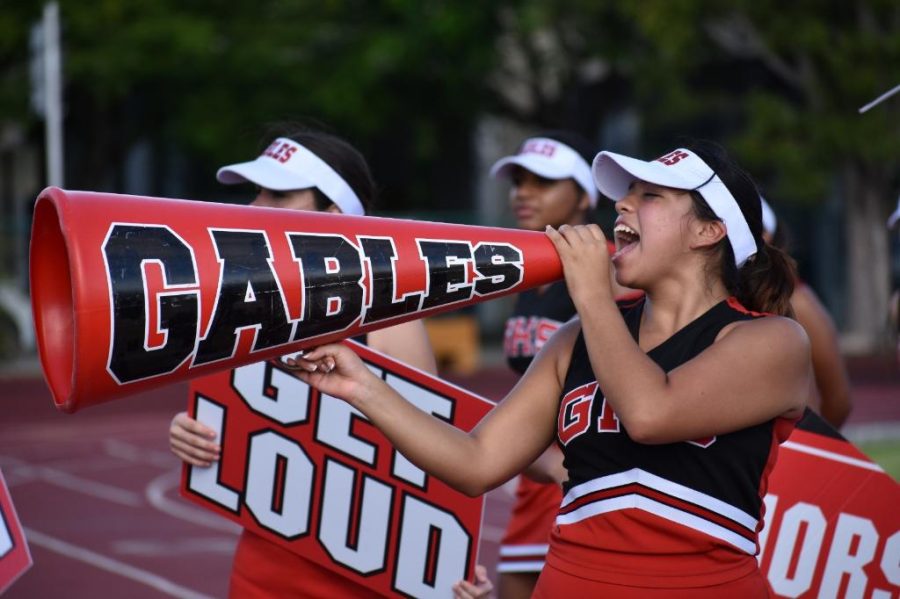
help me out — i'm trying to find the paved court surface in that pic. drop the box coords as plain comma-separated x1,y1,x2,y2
0,355,896,598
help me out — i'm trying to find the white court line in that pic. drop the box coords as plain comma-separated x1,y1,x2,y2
103,439,177,468
4,452,156,477
0,455,35,486
843,421,900,444
9,463,143,506
0,454,143,505
782,441,884,473
145,468,242,535
23,527,219,599
113,537,237,556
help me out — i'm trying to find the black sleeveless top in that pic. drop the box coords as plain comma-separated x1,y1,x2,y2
558,297,792,524
504,281,576,374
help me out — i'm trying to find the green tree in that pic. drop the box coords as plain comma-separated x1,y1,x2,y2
478,1,638,130
10,0,502,210
612,1,899,349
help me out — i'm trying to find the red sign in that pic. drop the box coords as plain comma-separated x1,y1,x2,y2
0,469,32,594
761,414,900,597
180,340,494,598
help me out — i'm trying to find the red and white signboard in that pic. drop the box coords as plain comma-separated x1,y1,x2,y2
761,413,900,598
181,338,899,599
0,469,32,594
181,341,494,598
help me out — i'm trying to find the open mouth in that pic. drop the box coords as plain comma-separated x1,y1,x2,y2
613,223,640,259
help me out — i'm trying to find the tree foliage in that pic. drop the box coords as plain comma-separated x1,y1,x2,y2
8,0,502,209
616,0,899,205
10,1,896,208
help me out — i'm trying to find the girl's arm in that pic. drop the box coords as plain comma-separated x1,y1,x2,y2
367,320,438,375
547,224,810,444
791,284,852,428
522,445,567,485
293,322,579,496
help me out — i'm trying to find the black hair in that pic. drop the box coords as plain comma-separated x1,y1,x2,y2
684,140,797,316
262,123,375,214
534,130,597,166
530,130,599,217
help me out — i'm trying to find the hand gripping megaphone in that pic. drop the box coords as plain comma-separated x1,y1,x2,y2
30,188,564,412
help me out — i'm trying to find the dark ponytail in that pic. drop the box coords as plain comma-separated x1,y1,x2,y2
686,141,797,316
719,241,797,317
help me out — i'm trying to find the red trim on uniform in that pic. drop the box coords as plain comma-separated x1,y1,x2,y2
534,560,771,597
557,483,756,544
500,476,561,549
725,296,774,318
501,553,546,563
615,293,645,311
229,530,377,597
614,291,645,304
754,415,798,545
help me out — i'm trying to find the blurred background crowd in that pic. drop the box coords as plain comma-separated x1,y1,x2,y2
0,0,897,374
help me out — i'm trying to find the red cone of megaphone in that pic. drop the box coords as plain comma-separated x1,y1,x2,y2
30,187,564,412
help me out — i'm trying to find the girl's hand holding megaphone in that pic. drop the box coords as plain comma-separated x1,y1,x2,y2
284,344,385,409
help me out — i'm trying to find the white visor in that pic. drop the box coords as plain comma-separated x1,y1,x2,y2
490,137,598,207
592,148,757,266
216,137,365,216
888,197,900,230
760,197,777,237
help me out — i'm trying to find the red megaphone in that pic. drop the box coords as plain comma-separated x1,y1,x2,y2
30,188,563,412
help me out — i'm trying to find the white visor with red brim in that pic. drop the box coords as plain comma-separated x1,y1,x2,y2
216,137,365,216
592,148,757,266
490,137,598,207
